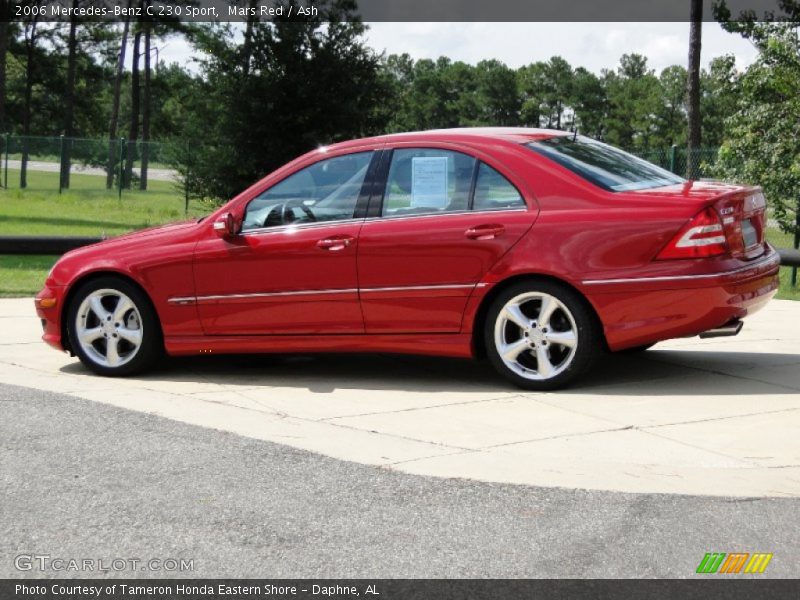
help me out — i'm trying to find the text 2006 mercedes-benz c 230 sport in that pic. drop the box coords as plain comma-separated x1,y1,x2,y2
35,128,780,390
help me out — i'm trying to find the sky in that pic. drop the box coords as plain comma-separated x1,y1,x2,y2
156,22,759,75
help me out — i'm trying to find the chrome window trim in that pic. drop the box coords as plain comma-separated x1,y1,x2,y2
359,283,479,293
167,297,197,305
363,207,528,223
238,207,530,236
241,217,365,237
168,283,488,305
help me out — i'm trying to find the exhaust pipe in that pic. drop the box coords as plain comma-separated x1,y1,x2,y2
699,319,743,339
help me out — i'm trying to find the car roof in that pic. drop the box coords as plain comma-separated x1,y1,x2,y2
326,127,571,152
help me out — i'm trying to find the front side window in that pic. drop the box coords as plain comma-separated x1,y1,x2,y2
382,149,477,217
243,152,373,231
527,135,684,192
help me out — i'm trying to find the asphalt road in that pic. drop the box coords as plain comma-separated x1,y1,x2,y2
1,383,797,578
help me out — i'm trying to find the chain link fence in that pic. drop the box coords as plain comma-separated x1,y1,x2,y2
628,145,719,179
0,134,187,205
0,134,721,196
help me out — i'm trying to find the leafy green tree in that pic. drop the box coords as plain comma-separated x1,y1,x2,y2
17,15,59,188
713,28,800,238
541,56,572,129
517,61,547,127
0,8,18,134
407,57,464,129
378,53,415,132
106,19,131,189
145,63,198,140
655,65,688,147
179,1,389,200
446,60,480,125
603,54,661,149
713,1,800,239
569,67,606,138
700,55,738,147
474,59,519,125
59,17,117,188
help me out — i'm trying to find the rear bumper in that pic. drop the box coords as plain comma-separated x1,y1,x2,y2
585,247,781,351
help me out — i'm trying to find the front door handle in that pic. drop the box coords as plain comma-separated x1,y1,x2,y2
465,224,505,240
316,235,354,251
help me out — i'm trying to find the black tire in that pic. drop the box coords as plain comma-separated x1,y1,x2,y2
66,276,162,376
483,280,601,390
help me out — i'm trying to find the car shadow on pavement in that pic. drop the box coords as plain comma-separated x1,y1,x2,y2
58,348,800,395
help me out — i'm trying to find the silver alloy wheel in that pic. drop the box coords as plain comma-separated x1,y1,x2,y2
75,289,143,368
493,291,578,381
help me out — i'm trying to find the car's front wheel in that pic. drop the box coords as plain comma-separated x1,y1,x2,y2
67,277,161,376
484,280,600,390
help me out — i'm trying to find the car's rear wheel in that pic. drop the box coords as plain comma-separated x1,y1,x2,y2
484,280,600,390
67,277,161,376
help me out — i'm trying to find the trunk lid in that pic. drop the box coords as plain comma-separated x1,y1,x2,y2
632,181,767,260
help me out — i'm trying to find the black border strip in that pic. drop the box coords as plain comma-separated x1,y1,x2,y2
3,579,799,600
0,0,791,23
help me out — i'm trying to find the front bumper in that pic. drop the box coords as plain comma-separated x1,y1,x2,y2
35,285,67,352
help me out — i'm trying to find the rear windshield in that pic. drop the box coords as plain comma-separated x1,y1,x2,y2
526,135,684,192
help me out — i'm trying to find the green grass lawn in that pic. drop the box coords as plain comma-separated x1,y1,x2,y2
1,173,798,300
0,169,215,296
1,168,210,235
0,254,60,297
766,228,800,301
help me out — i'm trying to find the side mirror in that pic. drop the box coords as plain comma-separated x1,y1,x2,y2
213,212,239,238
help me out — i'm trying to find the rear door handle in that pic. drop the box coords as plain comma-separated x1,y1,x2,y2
316,235,354,251
465,224,505,240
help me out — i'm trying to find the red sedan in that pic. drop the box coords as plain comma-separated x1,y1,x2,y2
35,128,779,389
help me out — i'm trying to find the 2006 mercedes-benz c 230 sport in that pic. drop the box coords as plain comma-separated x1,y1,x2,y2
36,128,780,389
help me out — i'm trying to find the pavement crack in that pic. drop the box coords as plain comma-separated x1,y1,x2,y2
639,407,800,430
386,448,477,467
170,387,474,453
320,418,473,452
635,427,756,466
518,394,634,428
481,424,636,450
320,394,522,421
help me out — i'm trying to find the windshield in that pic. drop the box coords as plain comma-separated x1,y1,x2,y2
526,135,684,192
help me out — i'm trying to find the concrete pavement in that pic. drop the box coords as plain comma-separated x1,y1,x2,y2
1,297,799,497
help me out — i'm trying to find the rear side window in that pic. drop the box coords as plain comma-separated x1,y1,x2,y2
381,148,525,217
473,163,525,210
382,149,476,217
527,135,684,192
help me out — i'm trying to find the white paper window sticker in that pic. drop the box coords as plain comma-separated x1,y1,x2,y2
411,157,448,209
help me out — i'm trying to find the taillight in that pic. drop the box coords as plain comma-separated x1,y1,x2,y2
656,207,728,260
